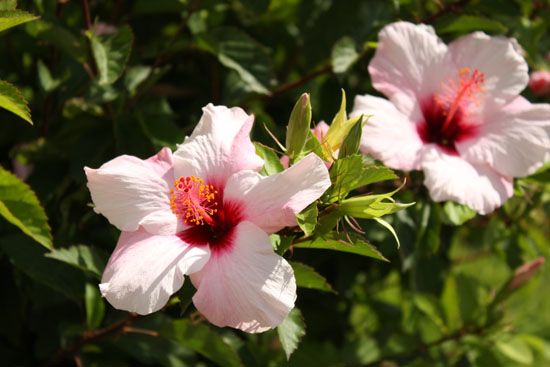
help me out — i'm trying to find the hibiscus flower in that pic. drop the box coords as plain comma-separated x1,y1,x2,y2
351,22,550,214
85,104,331,332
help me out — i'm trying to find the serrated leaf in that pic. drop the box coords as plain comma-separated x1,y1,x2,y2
255,142,284,176
331,36,359,74
85,283,105,330
0,80,32,124
0,166,51,248
89,25,134,85
296,203,318,237
294,232,388,261
45,244,109,279
163,319,242,367
199,27,274,94
0,10,38,33
325,154,398,202
277,308,306,360
291,261,334,293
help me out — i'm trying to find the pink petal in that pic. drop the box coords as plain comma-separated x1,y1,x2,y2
312,121,330,142
351,94,424,171
457,98,550,177
421,146,513,214
447,32,528,105
85,148,178,234
224,153,331,233
191,221,296,333
100,229,210,315
369,21,449,115
173,104,264,185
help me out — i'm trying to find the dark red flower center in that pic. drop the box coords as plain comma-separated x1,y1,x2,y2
170,176,243,254
416,68,483,154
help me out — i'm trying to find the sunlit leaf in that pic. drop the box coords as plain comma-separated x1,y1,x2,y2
0,166,51,248
295,232,388,261
0,80,32,124
291,261,334,293
45,244,109,279
0,10,38,33
277,308,306,360
331,36,360,74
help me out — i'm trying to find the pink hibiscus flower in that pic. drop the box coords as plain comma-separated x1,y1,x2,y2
351,22,550,214
85,104,331,332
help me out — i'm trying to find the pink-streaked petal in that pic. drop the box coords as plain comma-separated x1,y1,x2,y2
458,99,550,177
100,229,210,315
84,148,178,234
369,21,449,115
421,146,513,214
351,94,424,171
173,104,264,185
224,153,331,233
191,221,296,333
447,32,528,105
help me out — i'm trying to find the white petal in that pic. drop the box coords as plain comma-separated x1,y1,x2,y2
369,21,449,115
85,148,178,234
100,229,210,315
191,221,296,333
421,146,513,214
458,100,550,177
448,32,528,105
351,94,425,171
224,153,331,233
173,104,264,185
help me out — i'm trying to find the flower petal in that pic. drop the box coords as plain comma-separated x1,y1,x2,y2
457,99,550,177
173,104,264,185
191,221,296,333
85,148,178,234
351,94,424,171
224,153,331,233
100,229,210,315
447,32,528,104
421,146,513,214
369,21,449,115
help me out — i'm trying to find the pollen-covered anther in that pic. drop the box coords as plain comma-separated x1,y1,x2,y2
169,176,219,226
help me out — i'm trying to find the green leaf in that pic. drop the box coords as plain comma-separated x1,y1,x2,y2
89,25,134,85
37,59,61,92
323,90,357,156
199,27,274,94
0,166,51,249
441,274,487,331
0,80,32,124
413,294,448,333
85,283,105,330
0,10,38,33
0,1,17,11
441,201,477,226
291,261,334,293
496,336,534,365
324,154,397,203
286,93,312,161
277,308,306,360
295,232,388,261
437,15,508,34
331,36,360,74
255,142,284,176
163,319,242,367
270,234,295,255
338,115,363,159
0,235,85,300
45,244,108,279
296,203,318,237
